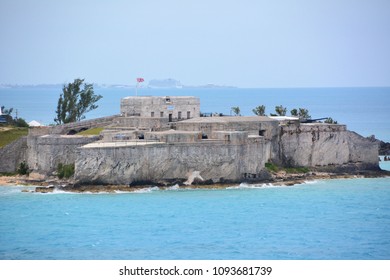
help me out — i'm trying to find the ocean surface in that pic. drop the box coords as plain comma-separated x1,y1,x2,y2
1,172,389,260
1,87,389,260
1,86,390,142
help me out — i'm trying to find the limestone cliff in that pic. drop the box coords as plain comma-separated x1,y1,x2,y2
277,123,379,171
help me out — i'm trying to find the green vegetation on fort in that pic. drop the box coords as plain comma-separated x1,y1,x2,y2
265,162,310,174
0,127,28,148
57,163,75,179
231,106,241,116
17,161,30,175
252,104,339,123
76,127,104,136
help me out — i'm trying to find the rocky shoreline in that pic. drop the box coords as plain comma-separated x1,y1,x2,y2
1,168,389,194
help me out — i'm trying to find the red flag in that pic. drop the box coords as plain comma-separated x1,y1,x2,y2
137,78,144,83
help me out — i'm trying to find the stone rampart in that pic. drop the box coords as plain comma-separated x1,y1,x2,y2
145,130,202,143
27,135,99,173
49,115,120,134
0,137,28,173
111,117,169,131
75,140,267,185
176,116,279,140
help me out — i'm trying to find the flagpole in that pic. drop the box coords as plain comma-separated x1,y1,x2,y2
135,78,144,96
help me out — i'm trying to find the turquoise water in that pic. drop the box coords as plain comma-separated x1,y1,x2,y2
1,87,390,141
1,177,389,260
1,87,389,259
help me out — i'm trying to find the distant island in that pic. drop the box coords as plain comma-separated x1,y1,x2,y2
0,79,237,89
148,78,183,88
147,78,236,89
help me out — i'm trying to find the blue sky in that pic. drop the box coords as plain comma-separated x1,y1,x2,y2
0,0,389,87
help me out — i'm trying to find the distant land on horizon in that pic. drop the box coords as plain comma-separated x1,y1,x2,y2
0,78,237,89
1,82,389,90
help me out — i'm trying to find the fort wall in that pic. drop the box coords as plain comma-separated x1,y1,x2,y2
75,139,267,185
27,135,99,173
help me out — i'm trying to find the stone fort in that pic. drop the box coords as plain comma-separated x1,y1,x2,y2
0,95,379,186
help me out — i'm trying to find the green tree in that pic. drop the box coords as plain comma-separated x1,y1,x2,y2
252,105,266,116
298,108,311,119
14,118,29,127
231,106,241,116
290,108,298,116
324,117,338,124
290,108,311,119
54,78,102,124
275,105,287,116
1,106,13,115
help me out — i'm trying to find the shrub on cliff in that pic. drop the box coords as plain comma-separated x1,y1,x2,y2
57,163,75,179
17,161,30,175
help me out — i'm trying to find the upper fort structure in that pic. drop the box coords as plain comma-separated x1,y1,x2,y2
120,96,200,121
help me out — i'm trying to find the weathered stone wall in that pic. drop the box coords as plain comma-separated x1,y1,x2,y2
49,115,120,134
120,96,200,121
27,135,99,174
75,140,266,185
176,117,279,142
211,131,249,144
0,137,28,173
277,123,379,169
145,130,202,143
176,117,280,163
102,130,138,141
112,117,169,130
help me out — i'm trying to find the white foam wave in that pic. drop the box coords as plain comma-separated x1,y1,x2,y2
303,180,321,185
226,183,271,189
132,186,160,193
226,182,302,189
165,184,180,190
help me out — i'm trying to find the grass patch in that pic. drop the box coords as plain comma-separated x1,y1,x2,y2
0,127,28,148
285,167,310,174
0,172,17,176
265,162,310,174
57,163,75,179
76,127,104,136
265,162,279,172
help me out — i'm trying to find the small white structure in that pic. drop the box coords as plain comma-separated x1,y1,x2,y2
28,120,43,127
